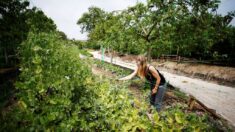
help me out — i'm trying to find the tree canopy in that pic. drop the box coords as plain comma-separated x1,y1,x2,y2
77,0,235,63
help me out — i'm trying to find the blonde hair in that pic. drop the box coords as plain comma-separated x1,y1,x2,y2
136,55,147,79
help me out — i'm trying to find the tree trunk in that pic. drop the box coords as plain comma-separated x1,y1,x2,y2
4,47,8,65
107,45,110,55
147,46,152,62
176,46,179,56
125,42,128,53
111,49,113,64
177,46,180,62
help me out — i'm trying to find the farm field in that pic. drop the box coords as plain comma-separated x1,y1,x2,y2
1,0,235,131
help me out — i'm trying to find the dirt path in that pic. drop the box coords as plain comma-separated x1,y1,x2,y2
90,51,235,127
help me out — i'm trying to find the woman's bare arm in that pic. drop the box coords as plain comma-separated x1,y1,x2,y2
118,68,137,81
149,66,161,89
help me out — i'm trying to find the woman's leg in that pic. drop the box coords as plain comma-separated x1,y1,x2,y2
150,93,156,106
148,93,156,114
149,82,156,106
154,83,167,112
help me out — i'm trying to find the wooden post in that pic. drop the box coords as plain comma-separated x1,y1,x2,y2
178,56,181,63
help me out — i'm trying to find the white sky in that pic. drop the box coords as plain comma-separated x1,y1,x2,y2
29,0,235,40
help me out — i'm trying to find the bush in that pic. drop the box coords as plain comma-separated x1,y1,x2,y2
1,32,92,130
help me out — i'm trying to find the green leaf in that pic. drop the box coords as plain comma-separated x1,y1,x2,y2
49,100,57,105
167,117,173,124
175,113,183,124
153,113,159,122
19,100,27,109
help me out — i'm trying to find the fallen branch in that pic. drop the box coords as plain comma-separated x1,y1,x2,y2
188,95,221,119
0,67,18,75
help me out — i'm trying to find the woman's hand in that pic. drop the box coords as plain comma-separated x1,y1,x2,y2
152,87,158,95
118,68,138,81
118,77,126,81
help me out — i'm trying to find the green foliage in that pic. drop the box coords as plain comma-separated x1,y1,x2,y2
0,1,57,68
79,49,93,57
77,79,151,131
25,7,57,33
1,32,92,130
152,106,213,131
1,32,151,131
0,0,30,68
91,59,226,131
77,6,106,34
78,0,235,63
56,30,68,40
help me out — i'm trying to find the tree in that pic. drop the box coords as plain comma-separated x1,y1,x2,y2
170,0,234,59
77,7,106,34
0,0,30,67
25,7,57,33
57,31,67,40
123,1,182,61
0,1,57,68
77,7,106,48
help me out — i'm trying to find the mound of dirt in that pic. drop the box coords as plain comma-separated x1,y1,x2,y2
154,61,235,87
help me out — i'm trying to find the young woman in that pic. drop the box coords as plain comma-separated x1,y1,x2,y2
119,56,167,112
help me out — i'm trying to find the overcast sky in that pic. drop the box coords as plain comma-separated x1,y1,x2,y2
29,0,235,40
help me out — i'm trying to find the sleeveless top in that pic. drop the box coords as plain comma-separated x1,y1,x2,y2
145,66,166,89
